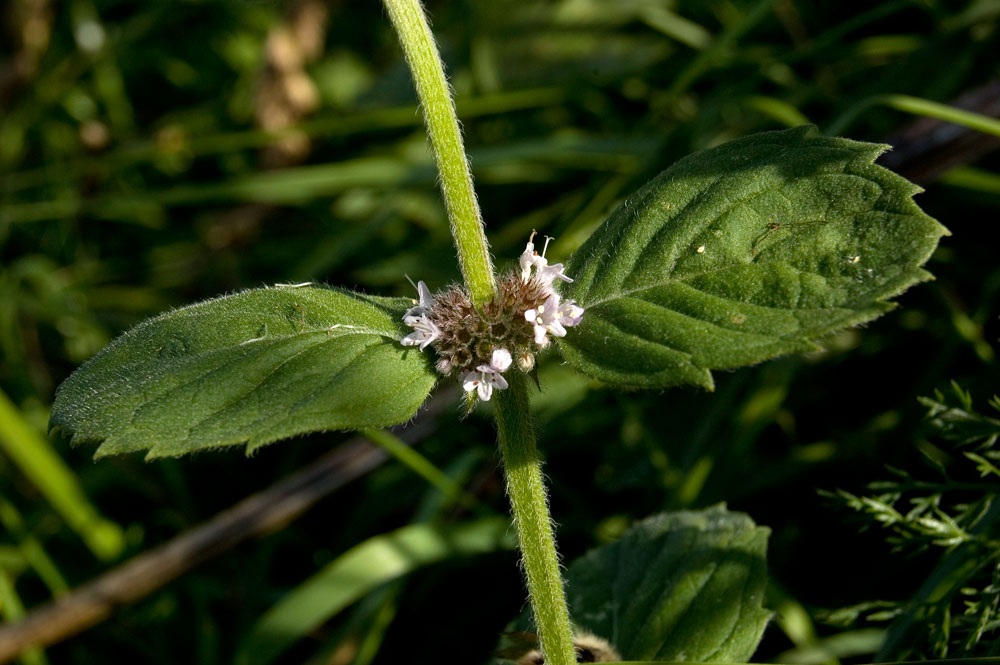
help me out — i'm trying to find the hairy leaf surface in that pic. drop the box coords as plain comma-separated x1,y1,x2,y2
565,505,770,661
50,285,437,458
559,126,948,389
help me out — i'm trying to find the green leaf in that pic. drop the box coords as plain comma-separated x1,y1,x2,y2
50,284,437,458
236,517,516,665
562,505,771,662
559,125,949,389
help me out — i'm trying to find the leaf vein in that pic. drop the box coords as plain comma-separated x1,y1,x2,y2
178,332,351,442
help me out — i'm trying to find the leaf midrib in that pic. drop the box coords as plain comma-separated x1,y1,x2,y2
578,150,891,311
582,259,851,317
594,145,869,304
119,329,393,442
177,334,383,442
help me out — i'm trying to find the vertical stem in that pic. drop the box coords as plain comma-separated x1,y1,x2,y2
384,4,574,663
495,375,577,665
382,0,497,306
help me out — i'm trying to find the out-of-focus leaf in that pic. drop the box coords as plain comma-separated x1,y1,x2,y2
0,389,124,560
0,566,47,664
563,505,771,661
0,497,70,595
50,285,437,458
236,517,515,665
559,126,948,389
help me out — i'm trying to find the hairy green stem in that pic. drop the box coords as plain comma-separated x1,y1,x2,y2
384,3,574,663
495,375,577,665
382,0,496,306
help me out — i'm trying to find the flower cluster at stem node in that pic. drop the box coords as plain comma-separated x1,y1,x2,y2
400,232,584,401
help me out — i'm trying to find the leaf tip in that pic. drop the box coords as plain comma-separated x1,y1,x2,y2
700,372,716,393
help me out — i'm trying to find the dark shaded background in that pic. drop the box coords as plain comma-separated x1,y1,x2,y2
2,1,999,663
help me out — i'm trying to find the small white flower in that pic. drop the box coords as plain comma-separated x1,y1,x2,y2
557,299,585,327
520,232,572,286
535,259,573,287
485,348,512,372
401,314,440,350
525,293,566,346
462,348,512,401
525,294,585,347
401,279,439,350
403,280,435,321
519,233,538,282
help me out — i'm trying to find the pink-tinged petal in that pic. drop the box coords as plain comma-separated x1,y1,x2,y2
492,373,509,391
533,325,548,345
547,320,567,338
524,309,538,324
404,280,436,319
477,379,493,401
491,349,512,371
558,301,584,327
537,262,572,284
401,315,439,351
462,372,480,393
404,303,425,320
416,280,434,308
519,244,536,281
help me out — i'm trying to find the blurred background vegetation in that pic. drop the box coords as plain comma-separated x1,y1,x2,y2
1,0,999,663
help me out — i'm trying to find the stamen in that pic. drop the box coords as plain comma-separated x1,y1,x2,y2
542,236,553,257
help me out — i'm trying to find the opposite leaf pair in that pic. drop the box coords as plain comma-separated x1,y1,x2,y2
51,126,947,458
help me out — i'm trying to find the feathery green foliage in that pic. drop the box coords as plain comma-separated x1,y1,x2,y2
826,383,1000,658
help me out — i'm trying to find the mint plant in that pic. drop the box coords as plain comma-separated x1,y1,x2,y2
47,1,947,664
